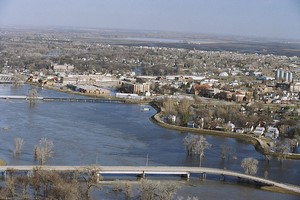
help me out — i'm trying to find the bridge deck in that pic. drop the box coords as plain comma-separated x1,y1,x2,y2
0,166,299,194
0,95,124,103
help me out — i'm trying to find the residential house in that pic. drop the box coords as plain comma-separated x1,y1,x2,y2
168,115,177,125
253,126,265,137
232,91,246,102
264,126,279,139
216,91,234,101
235,127,245,133
244,122,254,133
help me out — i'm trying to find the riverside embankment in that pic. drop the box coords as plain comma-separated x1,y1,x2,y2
150,109,300,160
37,84,300,160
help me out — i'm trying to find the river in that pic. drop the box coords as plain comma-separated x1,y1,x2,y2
0,84,299,199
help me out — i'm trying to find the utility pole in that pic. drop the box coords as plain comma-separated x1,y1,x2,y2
146,154,149,166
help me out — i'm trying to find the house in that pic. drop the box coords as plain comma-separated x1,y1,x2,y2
290,82,300,93
227,121,235,132
216,91,234,101
244,122,254,133
192,84,213,97
187,121,196,128
264,126,279,139
235,127,244,133
168,115,176,124
232,91,246,102
253,126,265,137
53,64,74,74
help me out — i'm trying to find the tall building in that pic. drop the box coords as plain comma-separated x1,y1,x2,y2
275,69,293,83
276,69,281,80
287,72,293,83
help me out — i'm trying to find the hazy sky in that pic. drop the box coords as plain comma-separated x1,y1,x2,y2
0,0,299,39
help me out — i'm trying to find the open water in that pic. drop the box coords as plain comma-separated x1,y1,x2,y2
0,84,299,199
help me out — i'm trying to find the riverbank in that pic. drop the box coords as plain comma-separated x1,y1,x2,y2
42,84,153,104
150,110,300,160
39,83,300,160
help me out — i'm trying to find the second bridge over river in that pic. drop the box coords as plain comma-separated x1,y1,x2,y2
0,95,125,103
0,165,300,195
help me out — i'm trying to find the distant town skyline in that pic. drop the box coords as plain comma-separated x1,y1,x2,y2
0,0,299,40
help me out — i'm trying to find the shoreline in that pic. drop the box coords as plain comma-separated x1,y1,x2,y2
149,107,300,160
37,84,300,160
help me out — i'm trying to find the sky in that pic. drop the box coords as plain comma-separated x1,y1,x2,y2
0,0,299,40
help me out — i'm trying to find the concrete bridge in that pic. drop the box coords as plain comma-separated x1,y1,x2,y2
0,95,124,103
0,74,14,84
0,165,299,194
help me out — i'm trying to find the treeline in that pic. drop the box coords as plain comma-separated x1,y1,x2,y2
0,167,185,200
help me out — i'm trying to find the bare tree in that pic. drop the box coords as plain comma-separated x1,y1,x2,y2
124,182,132,200
183,134,212,166
193,135,212,167
28,167,81,199
157,181,178,200
27,88,39,103
265,154,272,164
178,98,193,126
13,137,25,157
183,134,198,155
139,179,159,200
34,138,54,165
220,145,237,160
78,166,102,200
3,171,17,199
274,140,289,164
241,157,259,175
287,138,299,153
162,97,177,115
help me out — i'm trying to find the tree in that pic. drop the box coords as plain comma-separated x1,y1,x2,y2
241,157,259,175
177,98,193,126
287,138,299,153
220,145,236,161
78,166,102,199
162,97,177,115
34,138,54,165
124,182,132,200
274,140,289,164
183,134,212,166
139,179,158,200
3,170,17,199
13,137,25,157
28,167,81,199
183,134,198,155
138,180,177,200
27,88,38,103
193,136,212,167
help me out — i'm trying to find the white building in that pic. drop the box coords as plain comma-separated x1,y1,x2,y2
253,127,265,137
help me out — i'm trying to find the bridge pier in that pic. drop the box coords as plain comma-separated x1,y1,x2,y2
2,171,7,179
137,171,146,179
201,172,207,181
181,172,190,180
220,174,225,181
141,171,146,179
97,173,101,182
